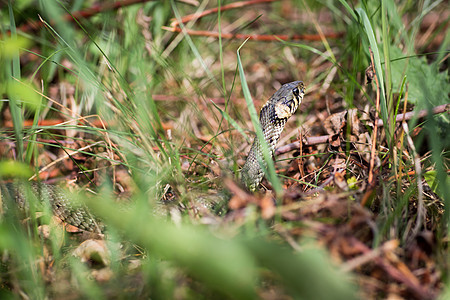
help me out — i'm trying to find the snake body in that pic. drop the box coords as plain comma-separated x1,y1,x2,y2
1,81,305,232
1,182,102,232
241,81,305,190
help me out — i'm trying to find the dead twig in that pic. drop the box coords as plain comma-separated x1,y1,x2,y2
367,47,381,188
341,239,398,272
274,135,329,155
162,26,344,41
403,121,425,244
375,103,449,127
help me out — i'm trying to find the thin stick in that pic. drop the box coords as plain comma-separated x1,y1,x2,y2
162,26,344,42
341,240,398,272
376,103,449,127
403,121,425,244
367,47,381,187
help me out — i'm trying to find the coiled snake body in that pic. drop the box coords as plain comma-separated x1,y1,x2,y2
1,81,305,232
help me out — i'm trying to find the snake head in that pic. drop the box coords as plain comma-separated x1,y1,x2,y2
273,81,305,119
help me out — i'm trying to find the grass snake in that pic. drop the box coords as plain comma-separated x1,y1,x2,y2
1,81,305,232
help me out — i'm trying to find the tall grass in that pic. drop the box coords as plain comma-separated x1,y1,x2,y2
356,1,448,233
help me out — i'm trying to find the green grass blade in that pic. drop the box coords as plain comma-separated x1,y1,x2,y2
237,40,282,195
356,8,393,146
382,0,393,118
339,0,358,21
89,196,258,299
7,1,24,160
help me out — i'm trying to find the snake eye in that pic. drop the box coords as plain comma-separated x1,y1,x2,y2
285,99,296,110
293,87,300,97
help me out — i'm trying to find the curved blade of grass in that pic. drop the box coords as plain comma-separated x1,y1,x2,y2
244,239,358,300
381,0,394,132
88,196,258,299
237,40,282,195
7,1,24,160
338,0,358,21
356,8,393,144
24,91,43,165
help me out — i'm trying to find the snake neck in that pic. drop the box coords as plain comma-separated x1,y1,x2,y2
241,104,288,191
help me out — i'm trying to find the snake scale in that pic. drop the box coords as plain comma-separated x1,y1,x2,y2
1,81,305,233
